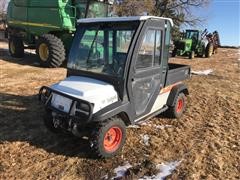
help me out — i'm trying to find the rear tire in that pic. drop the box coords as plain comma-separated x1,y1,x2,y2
165,92,186,119
189,51,195,59
90,117,126,158
36,34,65,68
9,37,24,58
205,43,214,58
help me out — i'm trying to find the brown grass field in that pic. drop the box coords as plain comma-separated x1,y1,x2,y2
0,40,239,179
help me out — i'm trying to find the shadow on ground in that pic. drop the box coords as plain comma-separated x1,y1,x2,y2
0,92,93,159
0,40,67,68
0,46,40,67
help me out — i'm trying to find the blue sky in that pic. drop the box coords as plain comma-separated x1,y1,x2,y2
193,0,240,46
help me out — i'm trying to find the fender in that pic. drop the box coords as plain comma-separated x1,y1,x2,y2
167,83,189,107
92,101,134,125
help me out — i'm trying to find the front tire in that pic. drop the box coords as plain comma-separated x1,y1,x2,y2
90,117,126,158
165,92,186,119
205,43,214,58
189,51,195,59
36,34,65,68
9,37,24,58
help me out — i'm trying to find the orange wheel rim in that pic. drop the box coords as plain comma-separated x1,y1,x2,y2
176,98,183,113
103,127,122,152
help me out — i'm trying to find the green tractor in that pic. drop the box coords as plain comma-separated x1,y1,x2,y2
6,0,113,67
172,29,220,59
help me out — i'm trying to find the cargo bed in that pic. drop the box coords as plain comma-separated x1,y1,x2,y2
165,63,191,86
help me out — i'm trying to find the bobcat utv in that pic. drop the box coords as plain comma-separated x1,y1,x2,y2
39,16,191,158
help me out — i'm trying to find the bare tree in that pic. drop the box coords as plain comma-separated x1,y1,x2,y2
154,0,210,27
115,0,210,25
114,0,154,16
114,0,210,39
0,0,8,20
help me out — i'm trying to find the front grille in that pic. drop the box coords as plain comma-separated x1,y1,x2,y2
39,86,93,122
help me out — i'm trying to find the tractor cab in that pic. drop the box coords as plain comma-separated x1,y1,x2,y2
184,29,201,50
74,0,113,19
185,30,201,41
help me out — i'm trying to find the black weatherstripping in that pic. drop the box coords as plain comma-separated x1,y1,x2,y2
39,86,93,123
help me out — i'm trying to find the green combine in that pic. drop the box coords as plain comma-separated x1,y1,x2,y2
7,0,112,67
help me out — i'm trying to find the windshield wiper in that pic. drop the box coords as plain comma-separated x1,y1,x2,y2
86,26,100,69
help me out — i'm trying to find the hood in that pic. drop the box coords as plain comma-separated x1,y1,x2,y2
51,76,118,113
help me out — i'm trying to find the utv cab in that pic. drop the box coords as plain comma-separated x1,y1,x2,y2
39,16,191,158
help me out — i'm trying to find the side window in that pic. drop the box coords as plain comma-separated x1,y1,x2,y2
136,29,162,69
116,31,134,53
136,29,155,69
154,30,162,65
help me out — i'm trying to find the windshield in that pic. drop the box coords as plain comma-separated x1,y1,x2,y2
68,22,139,77
185,31,199,40
75,0,109,19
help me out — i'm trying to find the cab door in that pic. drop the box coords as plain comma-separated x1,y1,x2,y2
128,20,165,119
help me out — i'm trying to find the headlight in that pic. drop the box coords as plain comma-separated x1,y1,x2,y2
76,102,90,112
39,87,51,103
75,102,93,118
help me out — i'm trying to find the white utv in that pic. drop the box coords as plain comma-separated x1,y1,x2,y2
39,16,191,158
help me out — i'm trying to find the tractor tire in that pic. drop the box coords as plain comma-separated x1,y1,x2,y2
36,34,65,68
189,51,195,59
205,43,214,58
172,49,177,57
90,117,126,158
165,92,186,119
9,37,24,58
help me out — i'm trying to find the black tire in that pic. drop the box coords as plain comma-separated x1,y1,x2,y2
189,51,195,59
90,117,126,158
165,92,186,119
172,49,177,57
205,43,214,58
43,111,62,134
36,34,65,68
9,36,24,58
200,45,206,58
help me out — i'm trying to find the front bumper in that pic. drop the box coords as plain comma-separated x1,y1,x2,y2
39,86,93,124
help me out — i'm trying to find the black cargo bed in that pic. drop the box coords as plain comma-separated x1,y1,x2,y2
165,63,191,86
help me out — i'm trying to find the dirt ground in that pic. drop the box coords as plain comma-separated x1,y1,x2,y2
0,40,239,180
